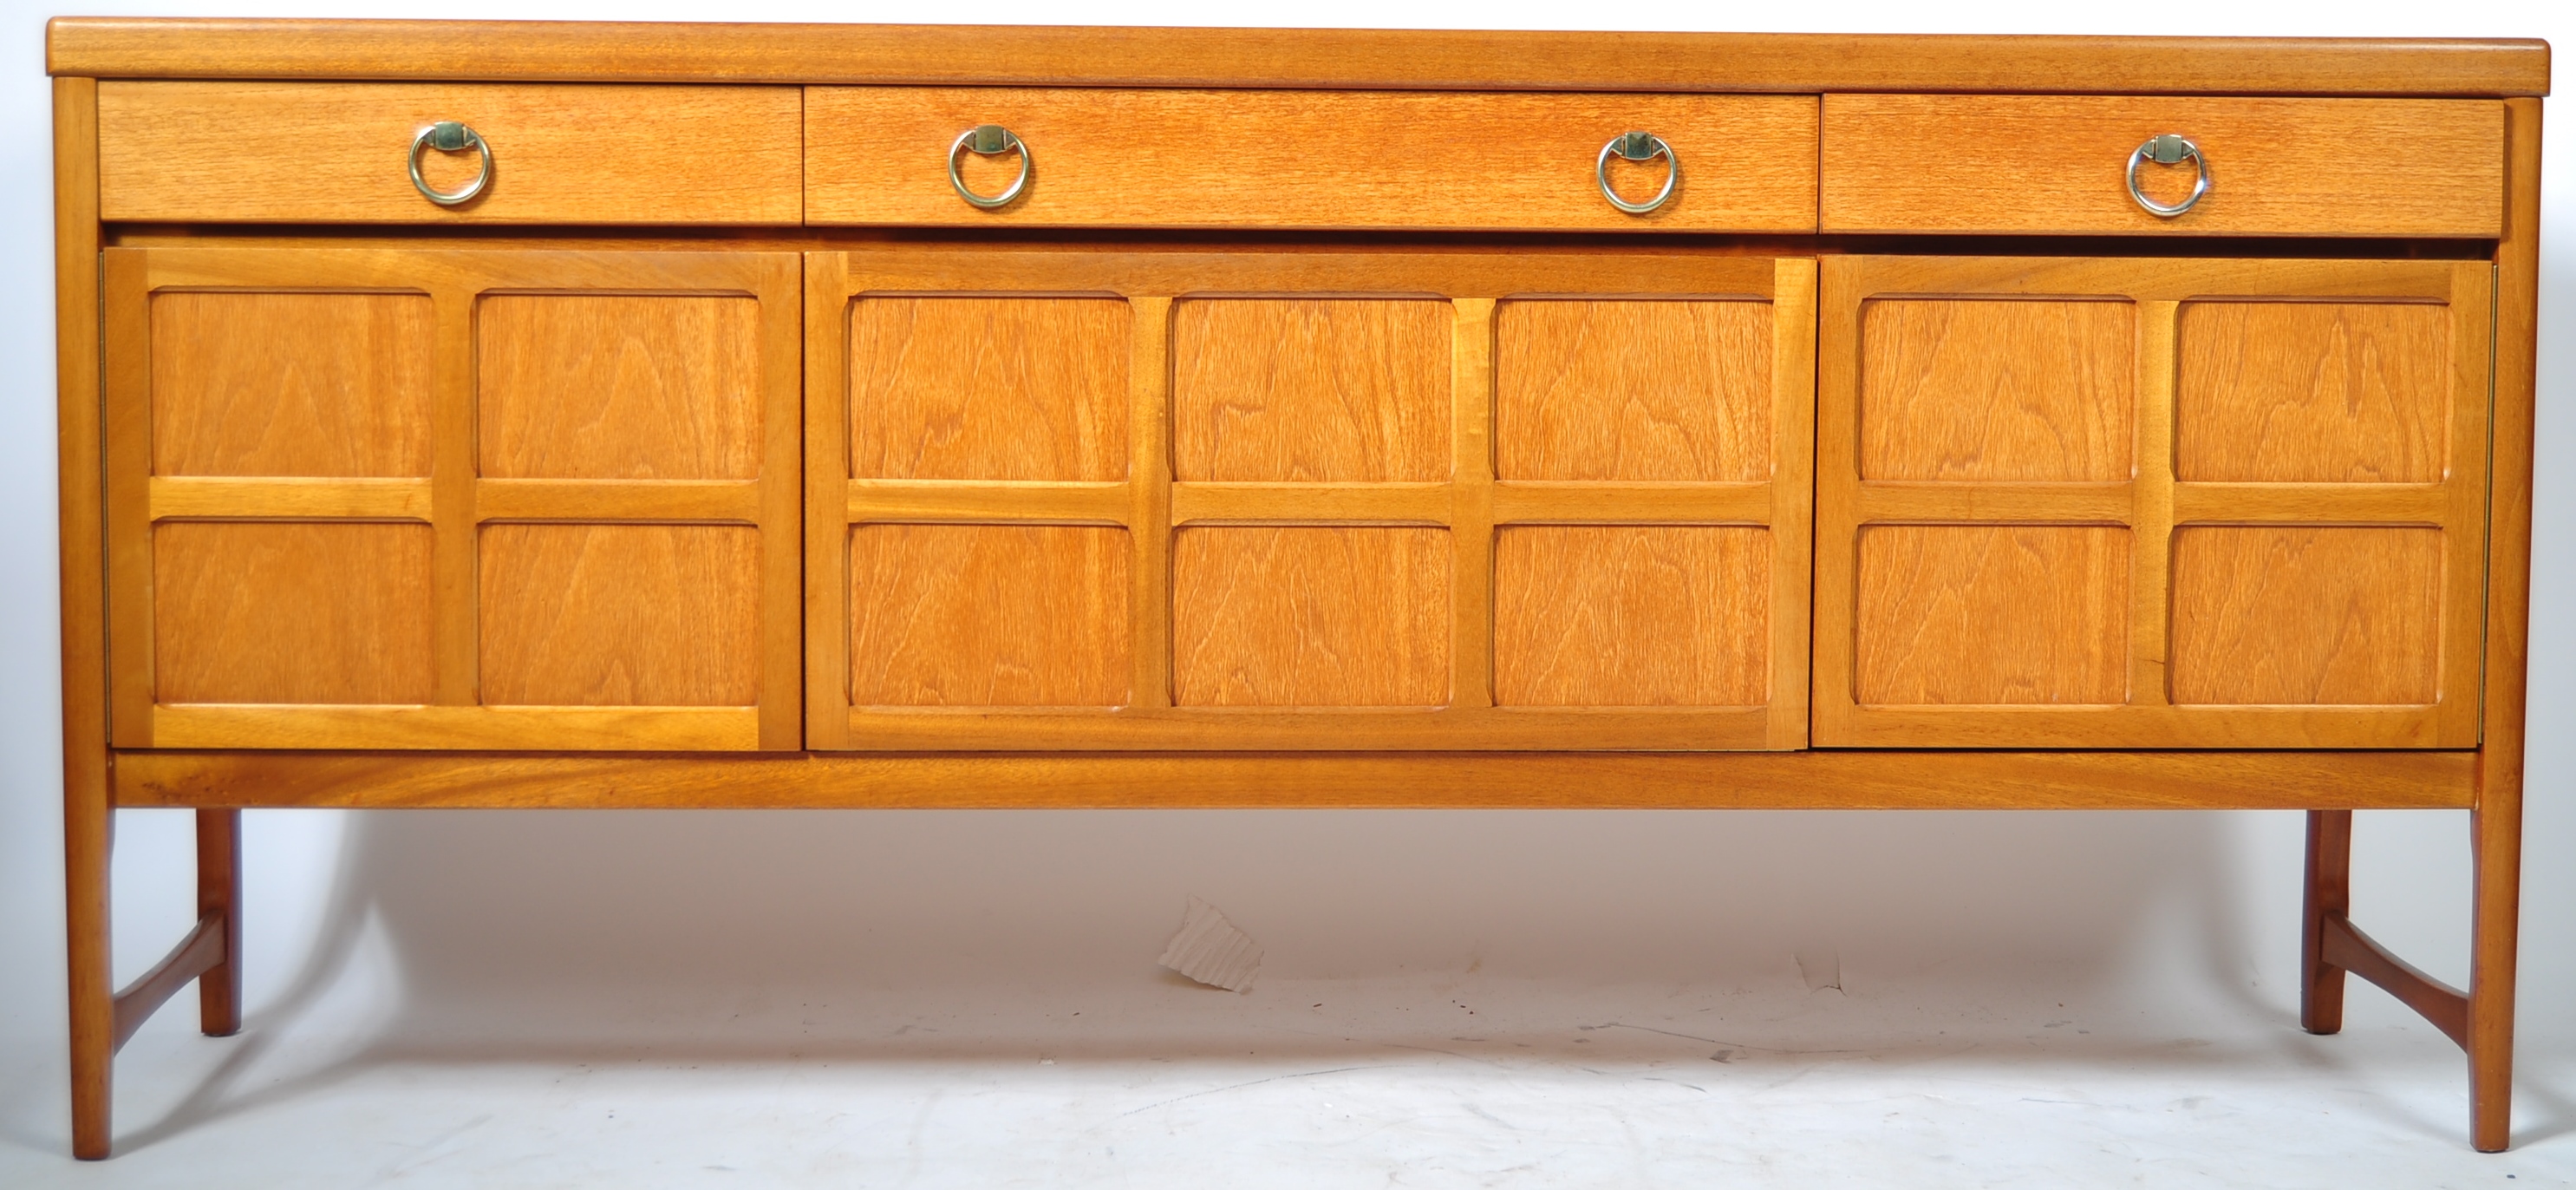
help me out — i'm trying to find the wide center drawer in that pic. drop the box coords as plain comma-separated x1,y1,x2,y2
805,88,1819,232
96,82,805,225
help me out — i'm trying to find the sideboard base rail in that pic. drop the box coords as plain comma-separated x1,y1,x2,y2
108,749,2475,811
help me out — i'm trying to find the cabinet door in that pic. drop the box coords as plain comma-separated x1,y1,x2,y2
1815,256,2489,747
807,250,1813,749
105,248,801,750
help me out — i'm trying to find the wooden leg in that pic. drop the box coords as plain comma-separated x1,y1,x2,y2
2300,809,2351,1035
2470,762,2522,1152
66,770,114,1161
196,809,242,1036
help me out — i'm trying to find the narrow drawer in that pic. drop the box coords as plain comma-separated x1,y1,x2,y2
97,82,804,225
806,88,1818,232
1822,95,2503,237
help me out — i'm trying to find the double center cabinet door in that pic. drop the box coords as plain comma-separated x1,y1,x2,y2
100,245,2493,754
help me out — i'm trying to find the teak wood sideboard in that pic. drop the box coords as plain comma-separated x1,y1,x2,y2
46,17,2547,1157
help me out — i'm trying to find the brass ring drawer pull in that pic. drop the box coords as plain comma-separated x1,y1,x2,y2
1597,130,1680,215
2126,133,2209,218
949,124,1034,209
408,121,492,207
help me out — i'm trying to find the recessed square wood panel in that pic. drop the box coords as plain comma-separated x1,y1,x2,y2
1172,299,1451,481
846,525,1131,707
153,521,434,704
1860,299,2136,481
479,524,761,706
2176,303,2450,483
847,297,1131,481
2170,527,2442,705
1172,527,1451,706
150,291,433,477
1496,300,1773,481
1855,525,2129,705
1494,526,1770,706
479,295,761,480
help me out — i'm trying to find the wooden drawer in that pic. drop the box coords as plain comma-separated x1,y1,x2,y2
806,88,1817,231
1822,95,2503,237
96,82,804,225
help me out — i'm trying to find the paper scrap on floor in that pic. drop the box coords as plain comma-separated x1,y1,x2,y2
1159,897,1262,991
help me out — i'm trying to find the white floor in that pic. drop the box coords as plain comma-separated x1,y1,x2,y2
5,966,2572,1188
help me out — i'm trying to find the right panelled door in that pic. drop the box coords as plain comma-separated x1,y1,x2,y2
1816,256,2490,748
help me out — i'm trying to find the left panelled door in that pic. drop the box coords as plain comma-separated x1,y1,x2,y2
104,249,803,750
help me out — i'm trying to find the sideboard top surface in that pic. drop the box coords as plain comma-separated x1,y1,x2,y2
45,19,2552,97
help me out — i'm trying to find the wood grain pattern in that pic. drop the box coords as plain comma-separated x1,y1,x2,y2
1860,298,2136,481
475,478,760,522
479,295,760,480
846,525,1130,707
194,808,241,1036
1450,298,1497,715
2470,93,2542,1157
49,20,2553,97
1494,526,1770,706
1488,481,1771,525
805,248,1797,750
2322,915,2469,1048
56,75,114,1161
1855,525,2130,705
1173,299,1451,482
97,81,801,225
808,88,1816,231
1171,527,1450,706
1816,253,2488,749
478,524,760,706
112,249,805,747
1823,95,2506,236
2170,526,2442,705
1168,482,1450,526
1496,299,1772,481
150,291,432,477
153,521,434,704
111,749,2481,813
847,298,1129,481
2177,302,2450,483
146,705,760,750
149,477,431,521
2170,482,2447,526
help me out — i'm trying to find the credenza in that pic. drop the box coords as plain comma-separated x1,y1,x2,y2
47,17,2547,1157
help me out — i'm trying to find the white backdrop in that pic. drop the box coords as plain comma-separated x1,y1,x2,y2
0,0,2566,1170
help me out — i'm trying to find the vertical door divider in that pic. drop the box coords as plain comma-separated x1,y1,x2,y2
1128,295,1176,712
2129,299,2180,711
1449,297,1497,713
428,280,480,709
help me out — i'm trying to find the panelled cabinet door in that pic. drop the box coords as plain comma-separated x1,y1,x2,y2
806,250,1815,749
104,248,802,750
1815,256,2490,748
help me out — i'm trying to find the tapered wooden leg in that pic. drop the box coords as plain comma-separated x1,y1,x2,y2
2469,765,2522,1152
196,809,242,1036
66,774,114,1161
55,72,115,1162
2300,809,2351,1035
